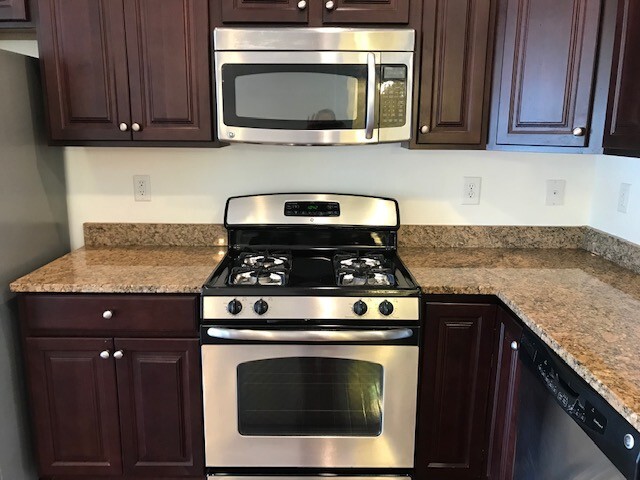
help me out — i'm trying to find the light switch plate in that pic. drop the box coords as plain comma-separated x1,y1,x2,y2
546,179,566,206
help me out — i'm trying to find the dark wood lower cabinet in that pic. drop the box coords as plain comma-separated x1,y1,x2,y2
416,302,497,480
486,308,523,480
116,338,204,477
25,337,123,477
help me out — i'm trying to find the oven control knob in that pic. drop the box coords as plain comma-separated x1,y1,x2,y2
254,299,269,315
227,299,242,315
353,300,368,316
379,300,394,316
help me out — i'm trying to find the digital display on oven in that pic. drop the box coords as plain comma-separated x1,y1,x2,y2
284,201,340,217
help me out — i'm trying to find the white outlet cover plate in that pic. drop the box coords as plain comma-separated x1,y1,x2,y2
462,176,482,205
133,175,151,202
618,183,631,213
546,179,566,206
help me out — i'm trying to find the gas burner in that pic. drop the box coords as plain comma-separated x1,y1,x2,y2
238,252,291,270
338,268,395,287
334,252,396,287
229,267,288,286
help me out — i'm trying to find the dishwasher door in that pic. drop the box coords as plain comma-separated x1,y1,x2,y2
513,331,640,480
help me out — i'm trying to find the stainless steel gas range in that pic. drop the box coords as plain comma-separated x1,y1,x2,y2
200,193,421,480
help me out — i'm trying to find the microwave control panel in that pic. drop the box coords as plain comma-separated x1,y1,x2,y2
379,65,407,128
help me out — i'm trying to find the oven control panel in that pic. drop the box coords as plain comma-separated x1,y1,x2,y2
284,201,340,217
202,296,420,321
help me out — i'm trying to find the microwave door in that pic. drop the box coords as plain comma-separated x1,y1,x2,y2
215,51,380,145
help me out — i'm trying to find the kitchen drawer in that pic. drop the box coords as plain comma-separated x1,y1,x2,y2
21,294,198,337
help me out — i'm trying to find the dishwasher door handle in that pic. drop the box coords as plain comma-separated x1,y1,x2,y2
206,327,413,342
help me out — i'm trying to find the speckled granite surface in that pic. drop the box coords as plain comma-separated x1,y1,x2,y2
10,246,226,294
584,227,640,275
400,247,640,432
398,225,586,248
84,223,227,247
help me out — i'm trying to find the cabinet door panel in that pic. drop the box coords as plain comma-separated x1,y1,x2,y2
322,0,410,24
495,0,601,146
220,0,308,24
486,308,523,480
25,337,122,476
125,0,212,141
417,303,496,480
115,338,204,477
37,0,131,141
604,0,640,151
0,0,27,20
418,0,492,145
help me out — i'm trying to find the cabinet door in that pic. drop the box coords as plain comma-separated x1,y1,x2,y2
115,338,204,477
0,0,27,20
416,303,496,480
486,308,523,480
24,337,122,476
124,0,212,141
322,0,410,24
220,0,309,24
418,0,493,145
494,0,601,147
37,0,132,141
604,0,640,152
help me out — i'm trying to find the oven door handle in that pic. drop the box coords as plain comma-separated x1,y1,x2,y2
206,327,413,342
365,51,376,140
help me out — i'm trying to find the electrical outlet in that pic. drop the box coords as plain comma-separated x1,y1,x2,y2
462,177,482,205
546,179,566,206
618,183,631,213
133,175,151,202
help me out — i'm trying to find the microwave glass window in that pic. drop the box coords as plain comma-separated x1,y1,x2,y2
236,357,383,436
222,65,367,130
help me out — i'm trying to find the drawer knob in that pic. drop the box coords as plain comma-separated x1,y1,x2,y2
511,341,519,351
102,310,113,320
100,350,110,359
572,127,586,137
132,122,142,132
119,122,128,132
420,125,430,134
297,0,307,10
325,0,335,10
113,350,124,360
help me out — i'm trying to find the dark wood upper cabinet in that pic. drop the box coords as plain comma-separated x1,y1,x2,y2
493,0,602,147
115,338,204,477
322,0,410,24
38,0,132,141
25,337,123,477
220,0,309,23
604,0,640,152
486,307,523,480
416,302,497,480
216,0,409,25
417,0,494,146
38,0,213,143
124,0,212,141
0,0,28,20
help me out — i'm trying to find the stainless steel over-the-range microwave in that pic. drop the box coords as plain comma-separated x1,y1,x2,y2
213,28,415,145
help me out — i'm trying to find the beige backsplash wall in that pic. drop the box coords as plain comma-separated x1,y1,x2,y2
64,145,598,249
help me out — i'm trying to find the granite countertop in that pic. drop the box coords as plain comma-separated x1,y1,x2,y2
10,246,226,294
9,244,640,433
399,246,640,433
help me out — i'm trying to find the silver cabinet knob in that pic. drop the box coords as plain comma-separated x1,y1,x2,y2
119,123,129,132
624,433,635,449
420,125,430,134
572,127,586,137
100,350,110,359
132,123,141,132
102,310,113,320
297,0,307,9
510,341,519,351
325,0,335,10
113,350,124,360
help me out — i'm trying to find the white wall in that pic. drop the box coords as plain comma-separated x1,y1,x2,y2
65,145,596,248
0,33,38,58
591,154,640,245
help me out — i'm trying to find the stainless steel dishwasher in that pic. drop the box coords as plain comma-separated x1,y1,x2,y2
513,330,640,479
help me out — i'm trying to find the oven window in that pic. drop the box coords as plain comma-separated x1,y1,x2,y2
237,357,383,436
221,65,367,130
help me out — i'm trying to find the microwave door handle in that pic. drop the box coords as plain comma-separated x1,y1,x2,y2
365,52,376,140
206,327,413,342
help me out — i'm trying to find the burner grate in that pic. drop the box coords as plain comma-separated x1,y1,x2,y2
228,252,292,286
333,252,396,287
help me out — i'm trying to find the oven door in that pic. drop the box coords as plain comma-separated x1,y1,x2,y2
201,326,419,469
